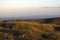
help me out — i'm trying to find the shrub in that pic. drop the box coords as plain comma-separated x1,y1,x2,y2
43,18,54,23
41,31,57,40
0,23,15,29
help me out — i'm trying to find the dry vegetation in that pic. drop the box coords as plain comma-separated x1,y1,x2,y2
0,17,60,40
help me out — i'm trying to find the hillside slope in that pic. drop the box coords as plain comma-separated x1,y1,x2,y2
0,17,60,40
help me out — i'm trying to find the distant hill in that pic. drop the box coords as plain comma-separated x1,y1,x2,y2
0,15,60,20
1,17,60,25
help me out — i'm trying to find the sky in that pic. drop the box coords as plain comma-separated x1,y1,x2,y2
0,0,60,18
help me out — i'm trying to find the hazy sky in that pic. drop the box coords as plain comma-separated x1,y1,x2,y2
0,0,60,18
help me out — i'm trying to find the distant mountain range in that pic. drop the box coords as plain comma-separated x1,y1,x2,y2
0,15,60,20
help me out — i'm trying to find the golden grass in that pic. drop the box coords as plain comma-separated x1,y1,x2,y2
0,19,60,40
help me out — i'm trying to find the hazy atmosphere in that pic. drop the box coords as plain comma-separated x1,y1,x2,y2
0,0,60,40
0,0,60,18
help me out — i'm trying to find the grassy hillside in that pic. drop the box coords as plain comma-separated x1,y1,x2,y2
0,17,60,40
